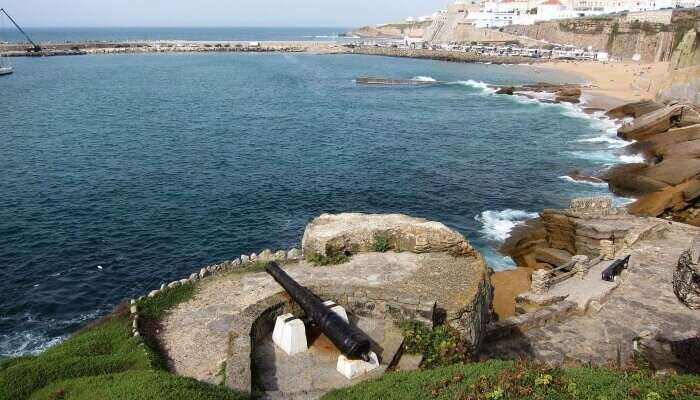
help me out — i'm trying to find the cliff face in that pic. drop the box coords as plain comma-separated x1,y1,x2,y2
501,10,699,62
353,21,431,38
658,25,700,105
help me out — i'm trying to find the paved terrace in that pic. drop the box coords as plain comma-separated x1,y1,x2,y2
158,251,487,385
482,221,700,365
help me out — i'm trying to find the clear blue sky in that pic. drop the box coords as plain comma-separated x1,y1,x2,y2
1,0,449,28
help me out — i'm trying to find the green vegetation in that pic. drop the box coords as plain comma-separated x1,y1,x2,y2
304,252,350,266
322,359,700,400
672,19,697,51
0,285,243,400
401,321,471,368
138,282,198,320
372,234,393,253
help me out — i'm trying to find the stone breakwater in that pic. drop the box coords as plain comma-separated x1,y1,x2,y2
127,247,303,338
0,41,344,57
347,46,543,65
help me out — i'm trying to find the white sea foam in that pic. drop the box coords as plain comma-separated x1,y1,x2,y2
475,209,538,242
452,79,497,94
577,135,628,148
0,331,65,357
619,154,646,163
558,175,608,187
411,76,436,82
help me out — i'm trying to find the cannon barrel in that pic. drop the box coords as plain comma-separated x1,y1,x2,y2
265,261,372,361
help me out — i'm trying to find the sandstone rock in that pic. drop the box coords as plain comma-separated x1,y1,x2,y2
617,105,697,141
628,182,696,217
302,213,475,257
557,87,581,98
240,255,250,264
199,268,210,279
232,258,241,266
683,179,700,202
663,138,700,159
257,249,274,261
601,163,669,197
273,250,286,260
189,272,199,281
496,86,514,95
500,218,546,268
642,159,700,186
674,236,700,309
606,100,665,119
634,329,700,374
535,247,572,267
250,253,258,261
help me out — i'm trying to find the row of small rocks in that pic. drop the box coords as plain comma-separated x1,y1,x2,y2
128,247,303,337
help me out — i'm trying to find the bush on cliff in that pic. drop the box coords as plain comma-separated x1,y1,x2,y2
322,359,700,400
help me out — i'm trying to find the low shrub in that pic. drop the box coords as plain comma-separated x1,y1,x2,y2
137,282,197,321
400,320,471,368
372,234,392,253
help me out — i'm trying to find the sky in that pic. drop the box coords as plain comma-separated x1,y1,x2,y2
1,0,449,28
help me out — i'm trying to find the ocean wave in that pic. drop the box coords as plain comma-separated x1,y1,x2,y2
577,135,628,148
411,76,436,82
475,209,538,242
451,80,497,94
558,175,608,187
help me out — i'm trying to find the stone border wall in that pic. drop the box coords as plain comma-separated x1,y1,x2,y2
224,285,436,393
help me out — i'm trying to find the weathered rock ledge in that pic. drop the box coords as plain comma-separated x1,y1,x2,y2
137,213,491,398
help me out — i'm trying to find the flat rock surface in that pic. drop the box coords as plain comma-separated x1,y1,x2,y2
482,221,700,366
159,251,486,384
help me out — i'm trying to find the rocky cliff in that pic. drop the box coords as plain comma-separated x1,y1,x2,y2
657,23,700,105
503,10,699,62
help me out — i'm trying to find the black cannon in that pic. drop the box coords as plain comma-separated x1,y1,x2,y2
265,262,372,361
601,255,631,282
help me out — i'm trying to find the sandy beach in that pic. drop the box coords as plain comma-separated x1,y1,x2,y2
532,60,669,106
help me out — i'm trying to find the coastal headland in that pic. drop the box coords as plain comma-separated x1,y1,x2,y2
2,12,700,400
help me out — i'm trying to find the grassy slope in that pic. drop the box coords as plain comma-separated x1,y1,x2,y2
323,360,700,400
0,283,244,400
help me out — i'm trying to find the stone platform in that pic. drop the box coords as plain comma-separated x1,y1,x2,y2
158,250,489,396
253,315,403,399
482,221,700,366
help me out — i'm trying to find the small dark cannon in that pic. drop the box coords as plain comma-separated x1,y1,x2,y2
602,255,630,282
265,262,372,361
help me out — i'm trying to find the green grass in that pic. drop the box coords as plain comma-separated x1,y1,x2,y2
137,281,198,320
322,360,700,400
0,285,246,400
28,370,240,400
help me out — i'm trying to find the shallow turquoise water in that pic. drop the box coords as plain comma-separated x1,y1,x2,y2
0,52,629,355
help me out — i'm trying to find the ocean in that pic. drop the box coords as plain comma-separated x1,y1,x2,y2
0,49,634,357
0,27,352,43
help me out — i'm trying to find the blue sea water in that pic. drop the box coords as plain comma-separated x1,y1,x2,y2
0,27,351,44
0,51,633,357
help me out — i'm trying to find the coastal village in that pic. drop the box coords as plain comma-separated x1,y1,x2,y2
1,1,700,400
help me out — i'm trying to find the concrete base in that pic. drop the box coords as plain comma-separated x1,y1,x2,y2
323,300,349,323
336,351,380,380
272,314,308,356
